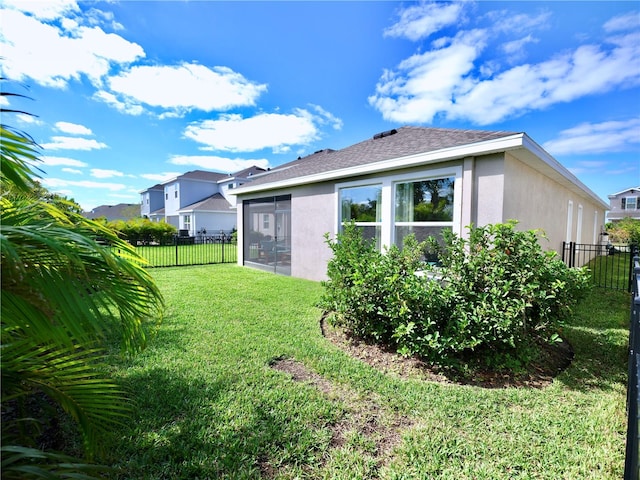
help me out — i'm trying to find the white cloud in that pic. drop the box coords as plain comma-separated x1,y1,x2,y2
41,136,108,151
604,11,640,33
105,63,267,114
41,156,88,167
0,7,145,88
91,168,125,179
384,2,466,41
92,90,144,116
183,109,327,152
501,34,538,61
1,0,79,21
369,29,488,123
139,172,183,182
55,121,93,135
370,13,640,125
41,178,126,191
543,118,640,155
62,167,83,174
169,155,270,173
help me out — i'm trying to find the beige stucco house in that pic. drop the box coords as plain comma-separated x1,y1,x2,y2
232,126,608,281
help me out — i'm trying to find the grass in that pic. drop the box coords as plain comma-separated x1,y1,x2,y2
103,264,630,479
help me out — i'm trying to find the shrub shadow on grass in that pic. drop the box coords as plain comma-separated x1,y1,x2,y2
109,366,335,479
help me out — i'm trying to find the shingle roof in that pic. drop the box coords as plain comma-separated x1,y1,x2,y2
178,170,228,182
230,165,267,179
180,193,232,212
242,126,518,189
83,203,139,221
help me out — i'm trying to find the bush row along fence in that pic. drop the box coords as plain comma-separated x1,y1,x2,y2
625,255,640,480
122,234,237,267
561,242,638,292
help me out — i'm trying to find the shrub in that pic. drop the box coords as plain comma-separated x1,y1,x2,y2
108,218,176,245
606,217,640,245
319,221,591,368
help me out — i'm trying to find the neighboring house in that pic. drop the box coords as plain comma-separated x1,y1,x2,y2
139,166,265,236
84,203,140,221
231,126,608,281
607,187,640,222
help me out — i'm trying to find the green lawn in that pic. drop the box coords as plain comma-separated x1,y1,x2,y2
105,265,629,479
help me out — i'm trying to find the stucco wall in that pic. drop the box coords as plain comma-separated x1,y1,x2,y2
502,153,606,252
290,183,335,281
472,153,505,228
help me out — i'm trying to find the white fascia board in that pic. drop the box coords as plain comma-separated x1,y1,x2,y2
234,134,527,195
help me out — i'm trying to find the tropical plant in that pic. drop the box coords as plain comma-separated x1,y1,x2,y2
1,82,164,478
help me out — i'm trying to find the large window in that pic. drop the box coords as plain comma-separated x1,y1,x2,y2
183,214,191,232
394,176,454,246
339,184,382,249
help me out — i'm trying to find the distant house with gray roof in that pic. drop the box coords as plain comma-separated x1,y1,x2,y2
84,203,140,221
231,126,608,281
607,186,640,223
140,166,266,236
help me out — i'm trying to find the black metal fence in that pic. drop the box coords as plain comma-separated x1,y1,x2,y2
625,256,640,480
561,242,638,291
126,234,237,267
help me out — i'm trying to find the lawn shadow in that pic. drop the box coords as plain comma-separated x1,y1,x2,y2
107,366,334,479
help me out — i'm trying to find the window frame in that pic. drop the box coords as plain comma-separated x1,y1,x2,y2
335,165,462,252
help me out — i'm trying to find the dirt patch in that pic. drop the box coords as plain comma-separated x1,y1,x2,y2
268,357,412,475
320,315,574,389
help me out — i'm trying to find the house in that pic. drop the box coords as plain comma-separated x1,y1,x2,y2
231,126,608,281
84,203,140,221
607,187,640,222
140,166,266,236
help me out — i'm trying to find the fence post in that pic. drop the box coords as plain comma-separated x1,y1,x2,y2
221,233,225,263
175,235,179,266
624,256,640,480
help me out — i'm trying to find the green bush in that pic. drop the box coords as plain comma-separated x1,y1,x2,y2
606,217,640,245
108,218,176,245
319,221,591,368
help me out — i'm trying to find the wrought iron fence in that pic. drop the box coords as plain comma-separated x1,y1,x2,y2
625,255,640,480
120,234,237,267
561,242,638,291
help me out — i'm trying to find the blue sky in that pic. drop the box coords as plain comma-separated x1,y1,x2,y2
1,0,639,211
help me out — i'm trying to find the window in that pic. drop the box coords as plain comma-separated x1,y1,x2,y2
339,184,382,249
263,214,270,229
623,197,638,210
183,215,191,231
394,176,454,247
174,190,178,198
165,193,168,200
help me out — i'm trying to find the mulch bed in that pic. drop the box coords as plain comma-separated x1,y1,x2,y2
319,315,574,389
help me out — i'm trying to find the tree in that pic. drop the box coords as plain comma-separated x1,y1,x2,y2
1,82,164,477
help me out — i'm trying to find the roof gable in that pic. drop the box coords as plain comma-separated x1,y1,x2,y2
179,193,232,212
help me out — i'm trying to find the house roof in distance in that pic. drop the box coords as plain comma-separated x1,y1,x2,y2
84,203,139,221
608,186,640,198
179,193,232,212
